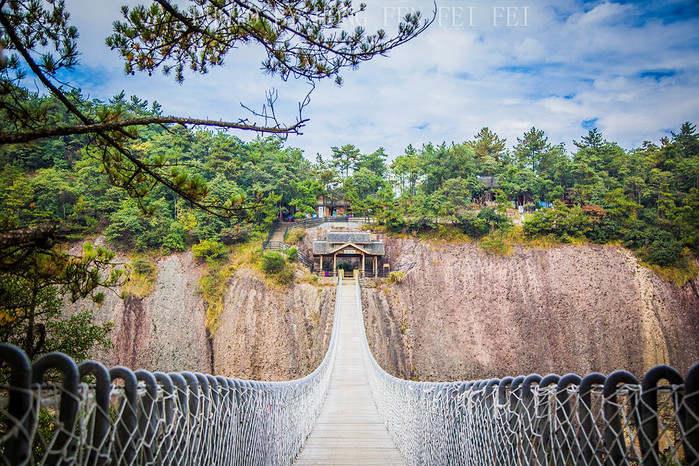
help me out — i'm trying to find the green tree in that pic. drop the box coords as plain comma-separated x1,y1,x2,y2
469,127,508,175
435,177,471,222
0,240,122,360
1,0,431,218
105,198,172,250
331,144,361,179
290,179,323,216
356,147,389,178
514,127,549,173
391,145,423,196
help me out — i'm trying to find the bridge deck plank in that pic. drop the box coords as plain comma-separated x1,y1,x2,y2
294,282,405,465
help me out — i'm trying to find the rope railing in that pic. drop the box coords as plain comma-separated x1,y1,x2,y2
354,279,699,466
3,276,698,465
0,279,342,466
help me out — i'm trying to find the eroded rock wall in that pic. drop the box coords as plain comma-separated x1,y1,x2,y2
213,268,335,381
68,251,211,373
364,238,699,381
70,234,698,382
70,243,335,380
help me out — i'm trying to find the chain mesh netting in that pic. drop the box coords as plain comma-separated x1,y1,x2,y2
2,278,698,465
0,285,342,465
354,280,699,466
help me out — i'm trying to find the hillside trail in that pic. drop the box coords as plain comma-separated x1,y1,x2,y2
270,223,287,243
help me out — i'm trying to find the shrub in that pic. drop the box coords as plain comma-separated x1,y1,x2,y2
260,251,295,285
479,234,510,255
386,271,405,283
646,231,683,266
300,272,319,284
586,217,621,244
337,261,353,271
192,240,227,263
458,207,509,238
123,258,157,298
162,222,186,254
261,251,286,275
458,214,489,237
220,224,252,245
276,267,295,285
523,201,591,239
286,246,298,261
131,258,156,276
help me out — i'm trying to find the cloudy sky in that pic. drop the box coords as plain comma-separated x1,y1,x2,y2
62,0,699,160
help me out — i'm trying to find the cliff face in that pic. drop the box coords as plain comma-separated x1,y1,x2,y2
362,238,699,381
71,235,698,382
69,244,334,380
69,251,212,373
213,269,335,381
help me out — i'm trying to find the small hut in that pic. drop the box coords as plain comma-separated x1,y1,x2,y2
312,231,385,277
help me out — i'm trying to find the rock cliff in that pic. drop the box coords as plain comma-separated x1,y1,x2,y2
72,234,698,382
362,237,699,381
69,244,334,380
69,250,212,373
213,268,335,381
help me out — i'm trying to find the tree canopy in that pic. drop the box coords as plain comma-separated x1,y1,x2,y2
0,0,432,217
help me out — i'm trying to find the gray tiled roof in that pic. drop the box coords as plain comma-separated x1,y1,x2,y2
326,231,372,244
313,240,385,255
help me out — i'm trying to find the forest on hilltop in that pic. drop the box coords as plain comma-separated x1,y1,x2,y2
2,90,698,265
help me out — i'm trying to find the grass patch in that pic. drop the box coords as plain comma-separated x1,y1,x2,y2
421,225,472,242
503,225,592,250
284,228,306,244
643,250,698,286
196,235,265,334
197,262,236,333
299,272,319,284
479,233,512,256
385,271,405,284
122,257,157,298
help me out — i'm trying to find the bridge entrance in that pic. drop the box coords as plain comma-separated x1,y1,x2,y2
312,231,387,278
294,280,405,464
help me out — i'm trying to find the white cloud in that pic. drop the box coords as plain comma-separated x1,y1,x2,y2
60,0,699,159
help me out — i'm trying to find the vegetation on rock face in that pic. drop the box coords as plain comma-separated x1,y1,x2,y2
260,251,294,285
284,229,306,245
121,257,157,298
192,240,228,264
198,263,236,334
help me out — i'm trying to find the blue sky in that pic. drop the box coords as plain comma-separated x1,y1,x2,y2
62,0,699,160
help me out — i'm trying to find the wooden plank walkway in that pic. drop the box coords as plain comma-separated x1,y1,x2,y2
294,281,405,465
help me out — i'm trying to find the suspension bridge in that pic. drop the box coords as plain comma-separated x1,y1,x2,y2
0,275,697,465
294,280,404,464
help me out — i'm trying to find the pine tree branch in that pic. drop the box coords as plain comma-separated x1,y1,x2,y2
0,115,307,144
0,223,56,250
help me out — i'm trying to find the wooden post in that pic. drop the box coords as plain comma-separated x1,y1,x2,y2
333,253,337,275
361,254,365,278
374,256,378,277
319,255,323,272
